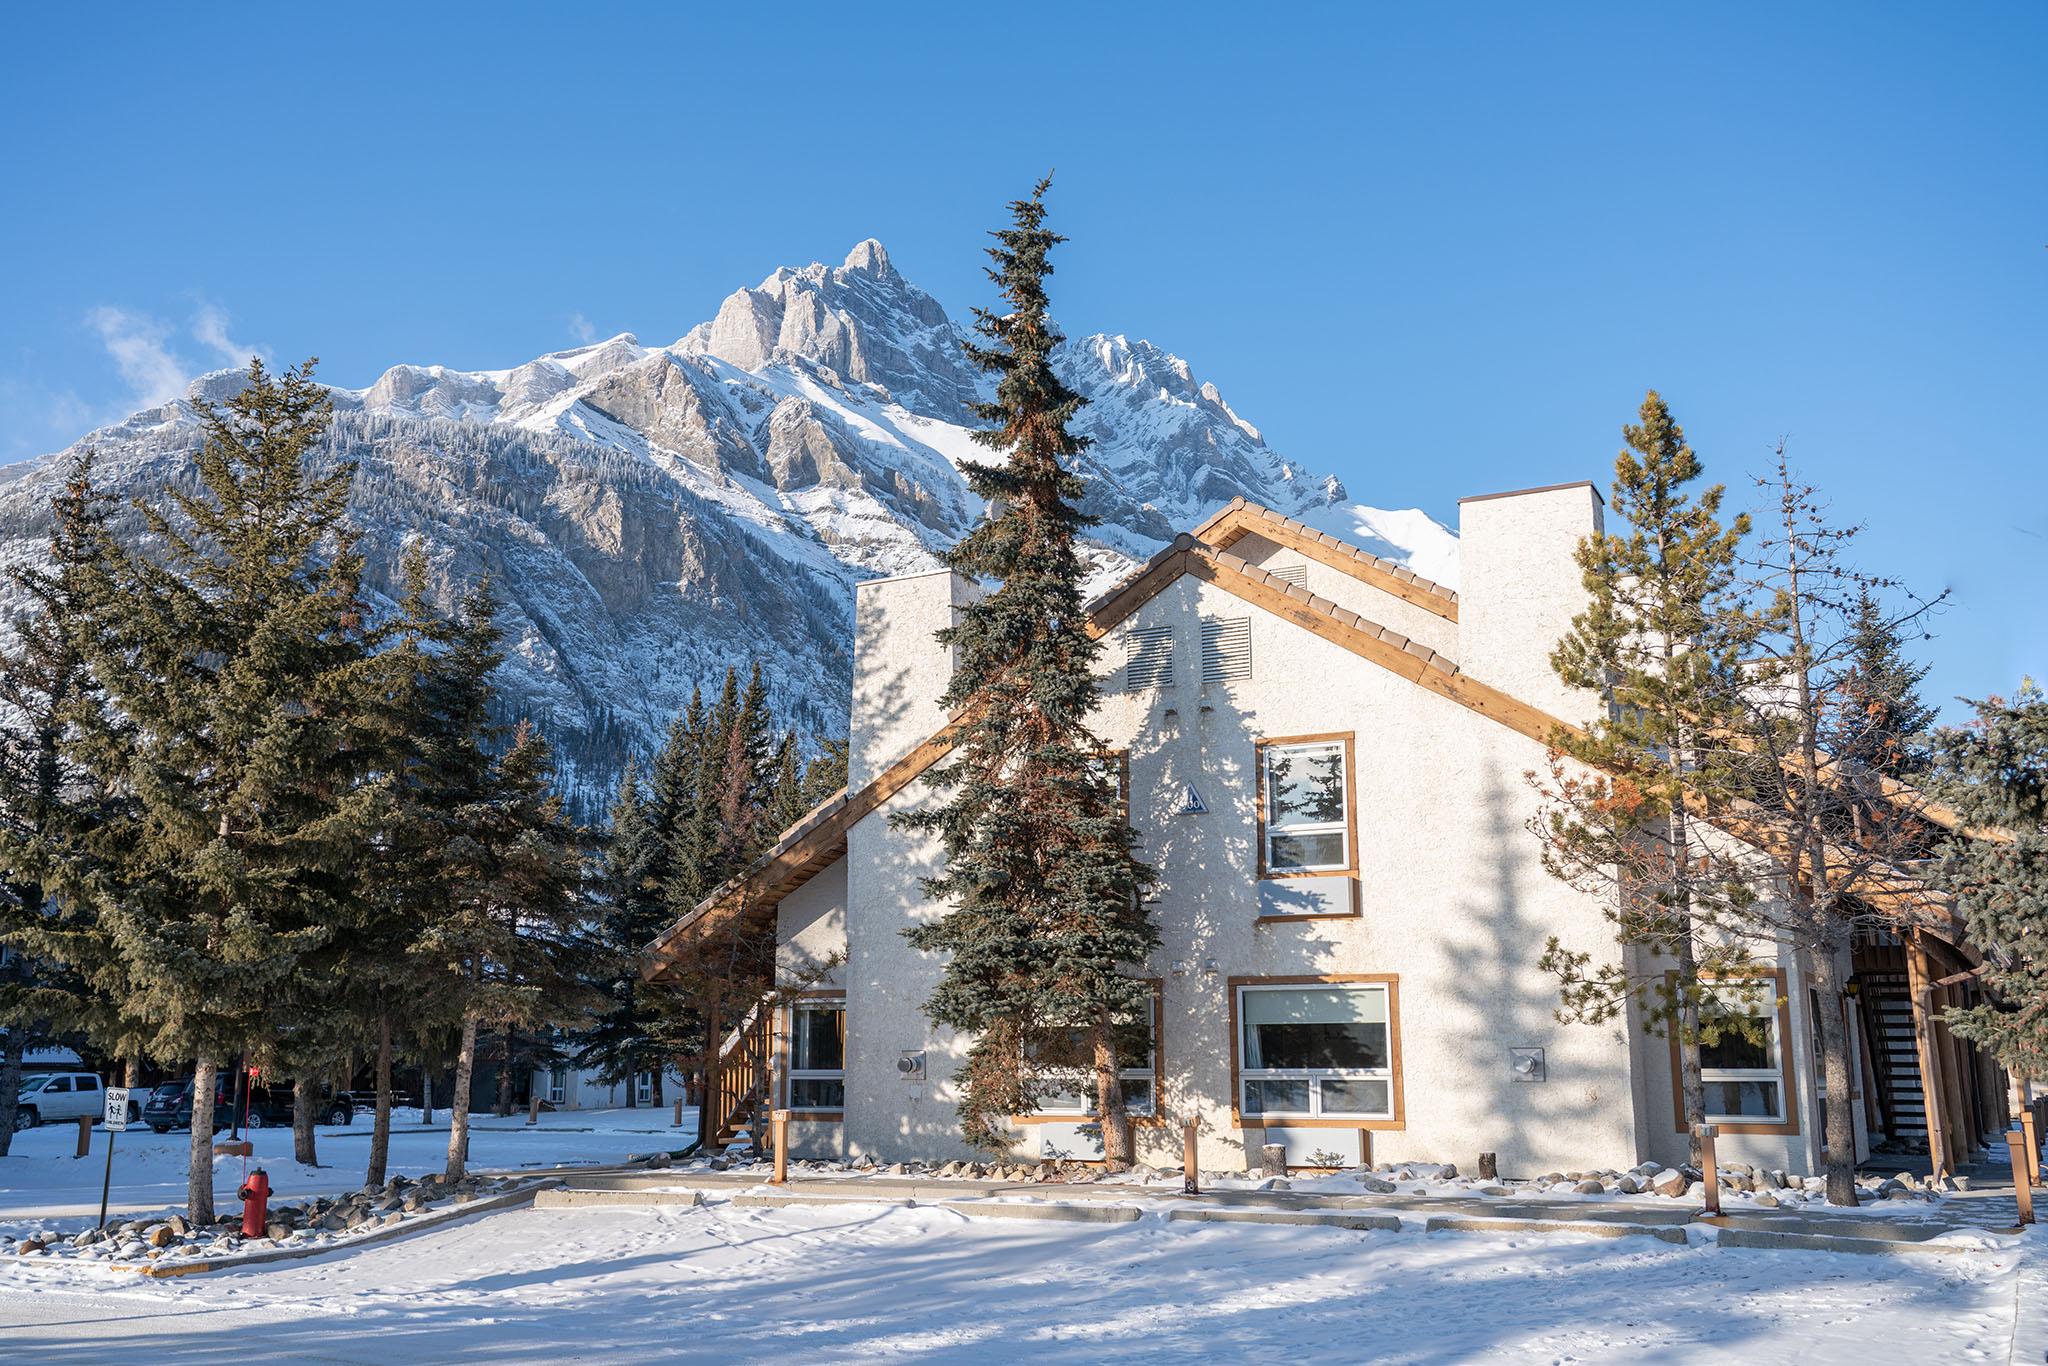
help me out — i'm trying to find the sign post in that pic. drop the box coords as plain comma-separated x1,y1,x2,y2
99,1085,129,1231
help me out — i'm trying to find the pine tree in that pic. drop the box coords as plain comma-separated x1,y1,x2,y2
763,733,810,835
54,360,383,1220
899,180,1155,1163
1836,588,1938,780
411,579,596,1180
573,758,669,1097
0,455,116,1155
802,736,850,806
1932,683,2048,1079
1531,390,1760,1165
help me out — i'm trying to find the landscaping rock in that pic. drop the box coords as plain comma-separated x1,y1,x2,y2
1753,1191,1781,1209
1359,1177,1397,1194
266,1222,292,1241
1955,1176,1974,1191
16,1237,46,1255
1539,1172,1564,1186
403,1193,429,1212
319,1212,349,1232
1574,1179,1606,1195
1650,1169,1691,1198
1477,1185,1511,1197
145,1224,176,1249
1438,1163,1458,1179
1616,1175,1643,1194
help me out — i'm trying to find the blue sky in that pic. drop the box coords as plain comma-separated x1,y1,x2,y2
1,4,2041,715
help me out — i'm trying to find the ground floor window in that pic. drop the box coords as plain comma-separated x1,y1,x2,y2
788,997,846,1112
1700,987,1786,1123
1025,987,1160,1120
1236,980,1396,1121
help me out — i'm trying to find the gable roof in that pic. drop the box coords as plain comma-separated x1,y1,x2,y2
644,501,1961,980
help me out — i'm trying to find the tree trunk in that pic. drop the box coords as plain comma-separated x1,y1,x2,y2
446,1013,478,1181
124,1057,139,1088
421,1064,434,1125
367,1012,393,1189
697,1001,721,1153
1091,1009,1133,1170
624,1052,637,1108
189,1056,218,1223
493,1043,515,1118
651,1065,663,1107
1809,943,1862,1205
292,1075,319,1167
0,1031,25,1158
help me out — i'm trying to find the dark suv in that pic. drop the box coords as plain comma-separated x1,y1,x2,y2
142,1078,353,1132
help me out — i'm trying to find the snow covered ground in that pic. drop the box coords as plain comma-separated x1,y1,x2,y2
0,1107,695,1230
0,1196,2028,1363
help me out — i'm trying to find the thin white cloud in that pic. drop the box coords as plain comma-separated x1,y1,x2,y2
191,303,269,368
85,306,187,410
568,312,597,343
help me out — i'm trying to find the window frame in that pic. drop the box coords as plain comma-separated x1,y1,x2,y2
1227,974,1405,1130
1255,734,1359,880
782,991,847,1120
1667,968,1801,1136
547,1068,567,1106
1013,979,1164,1126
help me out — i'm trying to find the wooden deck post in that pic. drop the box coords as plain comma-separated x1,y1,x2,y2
528,1096,541,1125
75,1115,92,1158
1904,934,1950,1177
1695,1124,1720,1216
2008,1131,2034,1225
2022,1109,2042,1188
673,1097,683,1128
770,1109,790,1185
1182,1117,1200,1195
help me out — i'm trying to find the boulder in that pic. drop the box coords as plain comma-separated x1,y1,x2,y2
403,1193,429,1212
1359,1177,1397,1194
1477,1185,1511,1197
1753,1191,1781,1209
266,1222,293,1241
146,1224,177,1249
165,1214,189,1237
1574,1179,1606,1195
1650,1169,1691,1198
1955,1175,1974,1192
70,1229,101,1248
15,1237,45,1255
1615,1175,1643,1194
319,1212,349,1232
1539,1172,1564,1186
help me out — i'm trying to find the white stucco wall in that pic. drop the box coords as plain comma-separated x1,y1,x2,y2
850,569,979,789
1456,483,1605,728
812,571,1649,1175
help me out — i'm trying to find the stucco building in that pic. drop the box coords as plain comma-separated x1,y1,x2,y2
647,486,2012,1178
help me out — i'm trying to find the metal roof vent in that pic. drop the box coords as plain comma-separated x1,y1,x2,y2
1268,563,1308,588
1125,625,1175,690
1201,616,1252,684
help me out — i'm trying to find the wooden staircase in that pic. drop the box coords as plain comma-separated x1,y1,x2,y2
709,1002,772,1150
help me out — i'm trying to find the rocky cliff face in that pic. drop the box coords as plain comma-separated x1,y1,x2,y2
0,241,1457,815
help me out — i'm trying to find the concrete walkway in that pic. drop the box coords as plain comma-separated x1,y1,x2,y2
564,1167,2026,1250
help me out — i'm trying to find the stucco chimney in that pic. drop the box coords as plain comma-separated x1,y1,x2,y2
850,568,981,789
1455,481,1604,727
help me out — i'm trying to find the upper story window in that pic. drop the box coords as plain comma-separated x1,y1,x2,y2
1259,737,1353,875
1201,616,1252,684
1124,626,1175,690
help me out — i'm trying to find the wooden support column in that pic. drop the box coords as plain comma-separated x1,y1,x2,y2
1182,1117,1200,1196
1696,1124,1721,1216
2008,1130,2035,1225
1904,933,1950,1177
2022,1109,2043,1188
770,1109,789,1185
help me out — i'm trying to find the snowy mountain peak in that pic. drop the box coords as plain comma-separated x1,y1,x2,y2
3,245,1456,814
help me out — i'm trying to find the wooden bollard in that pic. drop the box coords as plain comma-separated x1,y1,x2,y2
1182,1117,1200,1195
75,1115,93,1158
673,1097,683,1128
770,1109,790,1185
1260,1143,1287,1178
1695,1124,1721,1216
1478,1151,1497,1181
528,1096,542,1125
2021,1109,2042,1188
2009,1130,2035,1225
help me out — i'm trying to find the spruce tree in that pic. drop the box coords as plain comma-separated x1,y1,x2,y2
1836,588,1938,780
1932,683,2048,1079
899,179,1155,1163
1532,390,1759,1164
573,758,669,1098
0,455,115,1154
55,361,382,1220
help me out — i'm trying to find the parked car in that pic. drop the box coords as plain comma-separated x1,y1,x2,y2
12,1071,137,1130
142,1077,353,1132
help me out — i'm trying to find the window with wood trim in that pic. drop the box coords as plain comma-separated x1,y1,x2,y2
1124,625,1175,689
1236,981,1395,1121
1258,737,1353,874
787,998,846,1112
1201,616,1252,683
1699,987,1786,1124
1021,985,1160,1120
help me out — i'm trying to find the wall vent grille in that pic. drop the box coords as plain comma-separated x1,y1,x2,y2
1268,563,1308,587
1125,626,1176,689
1201,616,1253,684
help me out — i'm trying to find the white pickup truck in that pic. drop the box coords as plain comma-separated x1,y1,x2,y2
13,1071,137,1130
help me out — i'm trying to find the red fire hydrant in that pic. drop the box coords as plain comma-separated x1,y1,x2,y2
238,1167,270,1237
